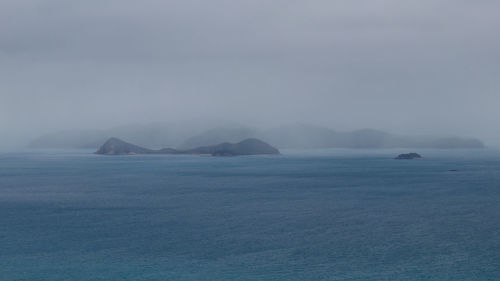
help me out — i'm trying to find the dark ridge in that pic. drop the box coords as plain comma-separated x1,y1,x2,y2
95,138,280,156
184,138,280,156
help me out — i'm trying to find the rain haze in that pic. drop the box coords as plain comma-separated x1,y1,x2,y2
1,0,499,148
4,2,500,280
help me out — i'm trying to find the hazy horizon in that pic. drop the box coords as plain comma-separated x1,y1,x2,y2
1,0,499,148
0,121,488,151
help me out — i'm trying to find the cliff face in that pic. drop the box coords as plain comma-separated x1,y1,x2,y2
95,138,280,156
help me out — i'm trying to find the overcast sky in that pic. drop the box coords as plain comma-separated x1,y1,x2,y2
1,0,499,146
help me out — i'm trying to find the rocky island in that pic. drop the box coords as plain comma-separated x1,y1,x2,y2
395,153,422,160
95,137,280,156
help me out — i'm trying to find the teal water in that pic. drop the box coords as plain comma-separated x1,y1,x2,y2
1,149,500,280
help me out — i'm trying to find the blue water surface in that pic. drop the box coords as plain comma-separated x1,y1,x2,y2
1,149,499,280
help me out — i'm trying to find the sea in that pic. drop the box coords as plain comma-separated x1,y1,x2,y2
1,148,499,280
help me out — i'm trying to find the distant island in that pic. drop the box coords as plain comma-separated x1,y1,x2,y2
181,126,485,150
95,138,280,156
30,123,486,150
395,153,422,160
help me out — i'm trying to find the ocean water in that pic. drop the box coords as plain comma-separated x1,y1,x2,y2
1,149,500,280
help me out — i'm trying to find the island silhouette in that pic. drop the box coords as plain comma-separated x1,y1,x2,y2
95,137,280,156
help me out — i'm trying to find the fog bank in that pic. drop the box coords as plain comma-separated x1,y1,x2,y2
1,0,499,147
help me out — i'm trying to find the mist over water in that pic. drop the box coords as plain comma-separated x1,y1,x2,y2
1,0,500,148
1,2,500,279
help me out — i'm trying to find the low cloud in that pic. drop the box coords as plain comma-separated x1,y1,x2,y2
1,0,499,146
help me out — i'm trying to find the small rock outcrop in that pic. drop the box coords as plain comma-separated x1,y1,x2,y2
395,153,422,160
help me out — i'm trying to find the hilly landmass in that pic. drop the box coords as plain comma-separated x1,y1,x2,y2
31,123,485,150
180,124,485,149
95,138,280,156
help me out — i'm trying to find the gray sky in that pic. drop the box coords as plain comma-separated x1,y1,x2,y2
1,0,499,146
